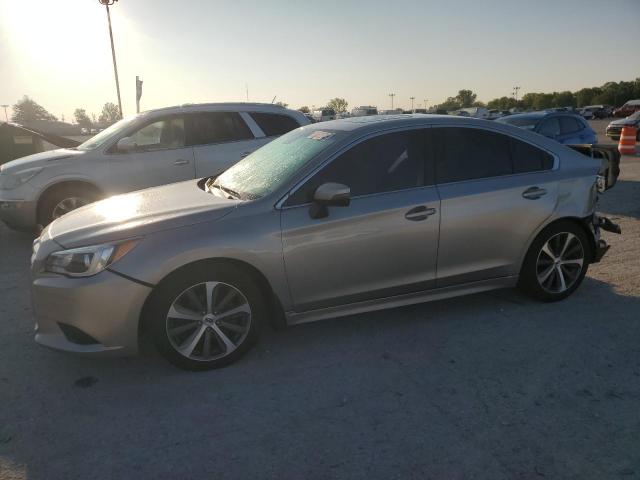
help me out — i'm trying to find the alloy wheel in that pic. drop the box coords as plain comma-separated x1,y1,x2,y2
536,232,585,294
165,281,252,361
51,196,90,220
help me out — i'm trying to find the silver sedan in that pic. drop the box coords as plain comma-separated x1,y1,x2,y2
30,115,616,370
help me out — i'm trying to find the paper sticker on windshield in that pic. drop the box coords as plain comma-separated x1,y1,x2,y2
308,131,334,141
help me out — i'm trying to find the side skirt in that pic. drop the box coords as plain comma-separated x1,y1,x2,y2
285,276,519,326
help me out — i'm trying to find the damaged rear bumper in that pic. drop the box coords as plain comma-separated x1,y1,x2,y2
591,215,621,263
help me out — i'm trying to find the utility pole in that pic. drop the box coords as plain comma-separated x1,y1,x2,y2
424,99,428,111
136,76,143,113
245,84,249,102
410,96,415,112
100,0,123,119
389,93,396,110
1,105,8,122
513,86,521,102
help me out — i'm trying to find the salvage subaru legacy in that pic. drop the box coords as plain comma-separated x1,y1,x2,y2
30,115,619,370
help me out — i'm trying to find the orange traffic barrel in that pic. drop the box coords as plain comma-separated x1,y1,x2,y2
618,126,638,155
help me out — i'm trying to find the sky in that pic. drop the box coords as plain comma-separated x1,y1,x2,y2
1,0,639,122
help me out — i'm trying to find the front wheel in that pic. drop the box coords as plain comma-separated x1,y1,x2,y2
518,221,590,302
148,264,266,370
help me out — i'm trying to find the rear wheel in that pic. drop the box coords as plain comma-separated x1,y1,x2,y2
519,221,590,302
148,264,266,370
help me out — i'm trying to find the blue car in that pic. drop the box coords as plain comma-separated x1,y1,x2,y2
497,112,597,145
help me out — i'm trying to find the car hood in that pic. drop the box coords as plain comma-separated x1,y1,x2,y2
46,180,238,248
0,148,84,173
609,117,639,127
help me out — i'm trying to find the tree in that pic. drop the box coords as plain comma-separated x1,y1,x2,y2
327,97,348,114
74,108,92,128
11,96,57,125
98,102,121,126
275,101,289,108
455,90,477,108
298,106,310,114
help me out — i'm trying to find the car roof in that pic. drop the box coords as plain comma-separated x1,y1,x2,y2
140,102,298,116
303,114,514,134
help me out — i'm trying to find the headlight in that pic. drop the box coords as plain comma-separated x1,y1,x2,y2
45,239,139,277
0,168,43,190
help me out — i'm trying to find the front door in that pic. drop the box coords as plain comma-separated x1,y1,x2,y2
107,115,195,194
280,129,440,312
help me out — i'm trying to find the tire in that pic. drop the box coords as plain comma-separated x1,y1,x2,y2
38,185,100,226
147,263,266,371
518,221,591,302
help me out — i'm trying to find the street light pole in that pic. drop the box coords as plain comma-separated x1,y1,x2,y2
410,96,415,112
100,0,123,119
1,105,8,122
389,93,396,110
513,86,521,102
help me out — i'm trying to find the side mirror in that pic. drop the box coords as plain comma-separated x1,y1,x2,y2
309,182,350,219
116,137,137,152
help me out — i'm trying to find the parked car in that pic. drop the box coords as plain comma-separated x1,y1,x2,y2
0,103,309,231
605,111,640,141
30,115,618,370
0,122,80,166
458,107,490,119
351,106,378,117
581,105,611,119
311,108,336,122
497,112,597,145
613,100,640,118
580,107,595,120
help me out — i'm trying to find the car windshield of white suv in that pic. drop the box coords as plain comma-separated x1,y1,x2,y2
76,115,138,151
212,127,345,200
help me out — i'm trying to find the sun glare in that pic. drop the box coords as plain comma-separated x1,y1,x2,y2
2,0,115,71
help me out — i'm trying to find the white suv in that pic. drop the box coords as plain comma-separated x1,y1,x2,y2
0,103,308,230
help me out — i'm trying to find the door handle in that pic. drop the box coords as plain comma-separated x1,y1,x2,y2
522,186,547,200
174,159,189,166
405,206,437,221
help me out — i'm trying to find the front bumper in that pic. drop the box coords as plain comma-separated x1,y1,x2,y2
0,199,37,228
32,270,152,356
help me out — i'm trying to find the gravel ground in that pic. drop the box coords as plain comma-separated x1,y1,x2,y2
0,134,639,479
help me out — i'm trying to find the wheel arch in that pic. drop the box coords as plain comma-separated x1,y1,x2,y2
137,257,286,350
36,179,104,224
520,216,596,274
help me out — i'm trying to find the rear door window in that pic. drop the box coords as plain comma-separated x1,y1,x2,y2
538,118,561,137
186,112,253,146
249,112,301,137
433,127,512,183
560,116,583,134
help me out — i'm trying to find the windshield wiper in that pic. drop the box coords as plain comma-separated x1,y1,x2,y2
207,180,242,200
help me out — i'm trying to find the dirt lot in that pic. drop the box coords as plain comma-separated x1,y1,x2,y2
0,129,639,479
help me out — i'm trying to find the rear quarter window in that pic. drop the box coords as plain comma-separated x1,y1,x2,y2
510,138,554,173
249,113,301,137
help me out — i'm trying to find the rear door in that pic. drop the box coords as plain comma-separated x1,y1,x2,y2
280,129,440,312
187,112,260,177
433,127,558,287
106,114,195,193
